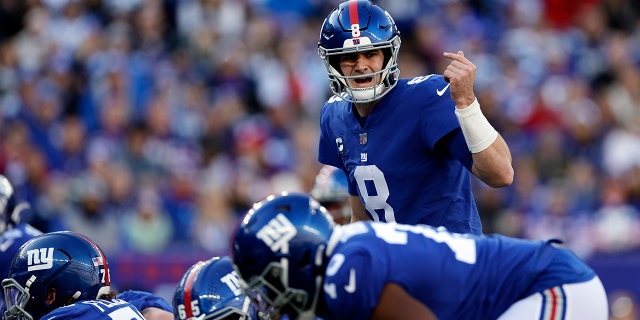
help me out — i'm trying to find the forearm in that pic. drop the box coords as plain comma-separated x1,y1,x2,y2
141,307,174,320
454,97,513,187
471,134,513,187
349,195,371,223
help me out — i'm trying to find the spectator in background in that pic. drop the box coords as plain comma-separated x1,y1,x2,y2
122,185,173,254
591,177,640,254
58,172,122,255
609,290,639,320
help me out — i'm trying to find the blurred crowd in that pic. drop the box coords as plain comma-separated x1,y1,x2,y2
1,0,640,261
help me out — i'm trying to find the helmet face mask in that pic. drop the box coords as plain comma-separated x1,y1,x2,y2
240,261,314,319
0,175,18,233
232,192,335,320
2,278,33,320
318,0,401,103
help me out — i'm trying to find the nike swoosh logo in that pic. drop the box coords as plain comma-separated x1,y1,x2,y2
344,268,356,293
436,83,450,96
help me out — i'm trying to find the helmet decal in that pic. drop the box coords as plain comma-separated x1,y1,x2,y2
256,213,297,255
349,1,360,37
26,248,54,271
182,261,205,318
74,231,110,287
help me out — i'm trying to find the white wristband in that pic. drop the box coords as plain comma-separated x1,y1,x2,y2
454,98,498,153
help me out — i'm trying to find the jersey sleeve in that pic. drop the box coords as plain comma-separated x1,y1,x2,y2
317,102,343,169
415,75,462,150
322,243,386,320
116,290,173,312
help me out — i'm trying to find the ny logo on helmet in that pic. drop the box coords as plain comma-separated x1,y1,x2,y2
220,271,243,296
27,248,54,271
256,213,297,254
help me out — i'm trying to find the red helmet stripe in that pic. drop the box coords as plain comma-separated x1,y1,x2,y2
349,0,359,31
73,232,110,286
183,261,206,318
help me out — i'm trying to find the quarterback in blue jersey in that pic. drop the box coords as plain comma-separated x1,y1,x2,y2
316,0,513,234
2,231,173,320
231,192,608,320
172,256,260,320
0,175,43,314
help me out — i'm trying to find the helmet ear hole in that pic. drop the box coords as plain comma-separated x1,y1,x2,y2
297,249,312,270
328,57,342,75
46,287,56,306
382,48,392,67
275,204,291,212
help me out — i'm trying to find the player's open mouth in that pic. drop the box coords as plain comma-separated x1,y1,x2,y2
354,76,373,85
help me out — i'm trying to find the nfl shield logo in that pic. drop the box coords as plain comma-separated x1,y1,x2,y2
359,133,367,145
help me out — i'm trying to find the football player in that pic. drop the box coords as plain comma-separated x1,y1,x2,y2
2,231,173,320
0,174,43,315
316,0,513,234
173,256,260,320
310,165,351,225
231,192,608,320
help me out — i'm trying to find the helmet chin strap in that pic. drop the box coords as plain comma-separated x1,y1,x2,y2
349,82,386,103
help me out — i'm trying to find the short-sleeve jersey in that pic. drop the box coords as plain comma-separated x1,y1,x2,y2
116,290,173,312
318,75,480,234
321,222,595,320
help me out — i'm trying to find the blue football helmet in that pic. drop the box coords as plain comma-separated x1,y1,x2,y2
310,166,351,225
2,231,111,320
0,175,28,234
318,0,401,103
231,192,335,320
173,256,260,320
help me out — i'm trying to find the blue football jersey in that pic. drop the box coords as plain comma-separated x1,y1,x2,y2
41,299,145,320
0,223,43,279
318,75,480,234
321,222,595,320
116,290,173,313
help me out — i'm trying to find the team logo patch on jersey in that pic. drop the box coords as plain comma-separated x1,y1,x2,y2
27,248,54,271
256,213,297,254
359,133,367,145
